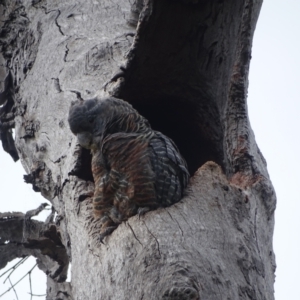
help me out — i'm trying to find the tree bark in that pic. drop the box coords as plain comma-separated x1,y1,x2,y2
0,0,276,299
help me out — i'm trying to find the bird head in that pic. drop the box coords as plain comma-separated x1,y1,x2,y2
68,97,137,149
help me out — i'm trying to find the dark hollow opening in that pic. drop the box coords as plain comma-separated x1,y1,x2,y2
117,0,227,176
68,147,94,182
124,95,224,176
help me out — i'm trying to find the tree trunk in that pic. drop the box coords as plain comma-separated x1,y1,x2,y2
0,0,276,299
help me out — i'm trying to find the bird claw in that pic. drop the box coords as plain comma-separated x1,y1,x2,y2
98,226,118,244
137,207,150,219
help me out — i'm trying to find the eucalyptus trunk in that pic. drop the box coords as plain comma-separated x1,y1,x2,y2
0,0,276,299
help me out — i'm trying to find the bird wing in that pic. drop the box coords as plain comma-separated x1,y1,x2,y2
101,132,158,217
149,131,190,206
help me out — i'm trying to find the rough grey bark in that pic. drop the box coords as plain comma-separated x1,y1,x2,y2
0,0,276,299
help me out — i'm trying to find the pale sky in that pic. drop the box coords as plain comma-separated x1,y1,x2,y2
0,1,299,299
248,1,300,299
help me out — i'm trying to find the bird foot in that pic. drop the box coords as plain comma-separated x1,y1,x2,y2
137,207,151,218
99,226,118,244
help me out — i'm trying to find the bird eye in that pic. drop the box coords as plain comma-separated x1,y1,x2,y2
87,116,94,123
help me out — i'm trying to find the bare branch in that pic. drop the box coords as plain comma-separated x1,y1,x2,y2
0,204,69,283
0,257,28,279
0,263,37,298
23,203,49,242
8,277,19,300
25,203,49,220
29,270,33,300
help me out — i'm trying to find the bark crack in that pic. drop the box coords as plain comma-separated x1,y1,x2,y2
41,8,65,36
53,155,66,164
177,210,193,233
64,44,70,62
143,220,161,258
165,209,184,236
51,78,62,93
126,221,143,246
54,9,64,36
69,90,84,101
